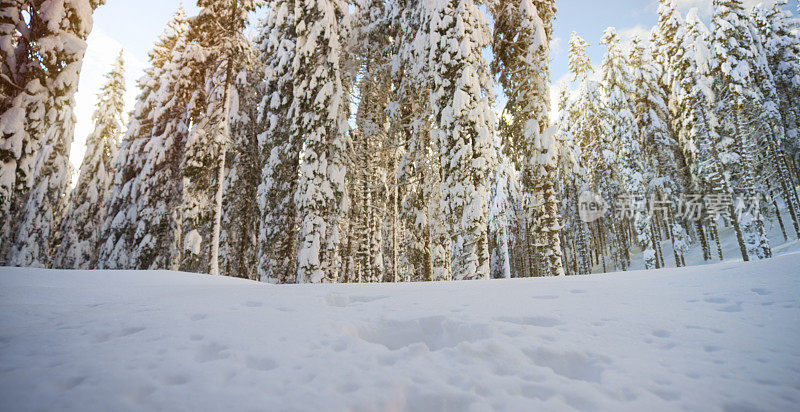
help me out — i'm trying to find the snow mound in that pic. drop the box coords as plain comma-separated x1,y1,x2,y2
2,255,800,411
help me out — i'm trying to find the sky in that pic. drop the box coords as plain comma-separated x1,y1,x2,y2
70,0,796,173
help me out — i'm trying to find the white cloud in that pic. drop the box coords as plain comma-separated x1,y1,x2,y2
71,28,146,183
550,36,563,57
618,25,652,43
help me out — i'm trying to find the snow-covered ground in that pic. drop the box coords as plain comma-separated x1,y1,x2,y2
2,253,800,411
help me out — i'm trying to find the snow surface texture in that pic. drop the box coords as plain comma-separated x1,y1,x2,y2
2,251,800,411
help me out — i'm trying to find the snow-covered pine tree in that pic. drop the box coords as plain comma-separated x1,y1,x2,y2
292,0,350,283
427,0,496,281
750,1,800,239
710,0,771,260
97,7,189,270
489,148,520,279
654,0,697,197
0,2,41,257
349,0,393,283
657,4,721,264
388,0,450,282
220,67,262,281
553,85,591,275
752,1,800,160
600,27,653,270
5,0,105,267
629,37,689,268
256,0,300,284
179,0,261,276
55,52,125,269
568,32,592,81
137,16,197,271
676,9,744,263
492,0,564,277
654,1,684,98
567,32,618,273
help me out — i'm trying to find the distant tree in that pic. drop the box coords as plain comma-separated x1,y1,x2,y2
56,53,125,269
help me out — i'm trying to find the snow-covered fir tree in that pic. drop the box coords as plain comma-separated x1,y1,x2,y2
751,1,800,158
292,0,351,283
710,0,771,260
492,0,564,277
566,32,622,273
552,86,591,275
220,67,262,281
256,0,300,284
179,0,261,275
55,52,125,269
676,9,742,263
750,1,800,240
427,0,496,281
98,7,190,270
392,0,450,282
600,28,653,270
348,0,393,283
4,0,105,267
629,37,689,268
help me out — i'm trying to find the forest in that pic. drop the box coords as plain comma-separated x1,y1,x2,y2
1,0,798,284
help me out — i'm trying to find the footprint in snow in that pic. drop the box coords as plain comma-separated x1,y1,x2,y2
245,356,277,371
531,295,559,300
652,330,671,338
243,301,263,308
324,295,350,307
194,342,230,363
162,374,190,386
56,376,87,391
522,347,610,383
718,302,743,313
349,295,389,304
337,382,359,393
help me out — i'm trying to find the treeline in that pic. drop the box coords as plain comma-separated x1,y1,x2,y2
1,0,798,283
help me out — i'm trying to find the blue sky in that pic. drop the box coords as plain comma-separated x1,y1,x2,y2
70,0,789,170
